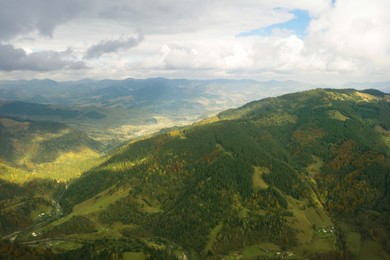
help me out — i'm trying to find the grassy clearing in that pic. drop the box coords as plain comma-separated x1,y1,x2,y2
242,244,267,258
123,252,146,260
296,235,335,255
304,206,333,227
356,92,379,101
328,110,349,121
242,243,279,258
286,195,334,246
72,185,131,216
49,186,137,240
202,221,223,255
134,196,161,214
50,241,83,252
47,185,130,232
306,156,327,208
252,166,269,190
291,204,335,257
286,198,313,244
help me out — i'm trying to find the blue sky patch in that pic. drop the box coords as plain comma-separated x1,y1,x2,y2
238,9,310,38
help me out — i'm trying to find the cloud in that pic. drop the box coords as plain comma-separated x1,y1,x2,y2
0,0,90,40
125,0,389,84
306,0,390,65
0,0,388,84
0,43,87,71
0,0,304,40
97,0,299,36
85,33,144,59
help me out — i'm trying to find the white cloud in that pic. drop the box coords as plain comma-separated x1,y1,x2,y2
0,43,86,71
0,0,389,84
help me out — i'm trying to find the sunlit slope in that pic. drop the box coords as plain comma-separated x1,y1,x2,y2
0,117,105,241
57,88,389,258
0,116,104,182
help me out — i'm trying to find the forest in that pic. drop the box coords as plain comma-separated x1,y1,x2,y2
2,88,390,259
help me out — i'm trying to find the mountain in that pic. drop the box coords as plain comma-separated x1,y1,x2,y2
4,88,387,259
0,78,298,107
0,78,314,116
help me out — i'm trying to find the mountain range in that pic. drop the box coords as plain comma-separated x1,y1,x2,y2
1,78,388,145
1,87,388,259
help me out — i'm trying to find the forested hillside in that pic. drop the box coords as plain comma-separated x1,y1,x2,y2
3,88,390,259
0,116,104,183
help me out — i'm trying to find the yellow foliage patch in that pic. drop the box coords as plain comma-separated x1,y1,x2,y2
0,118,30,130
356,91,380,101
168,130,183,137
329,140,355,170
292,127,326,147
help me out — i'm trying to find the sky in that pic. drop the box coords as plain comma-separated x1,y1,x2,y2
0,0,389,84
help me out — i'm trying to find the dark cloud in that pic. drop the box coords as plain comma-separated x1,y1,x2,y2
84,33,144,59
0,0,274,41
0,43,87,71
0,0,90,40
97,0,220,34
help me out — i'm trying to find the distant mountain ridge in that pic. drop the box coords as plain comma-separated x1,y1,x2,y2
0,78,388,106
0,78,317,147
0,78,388,146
